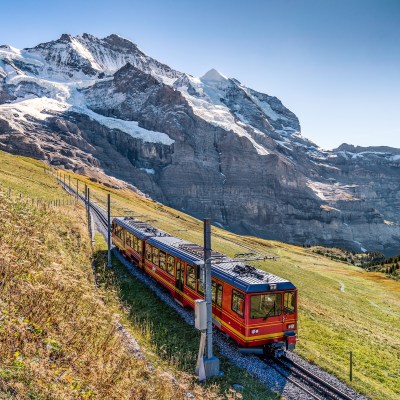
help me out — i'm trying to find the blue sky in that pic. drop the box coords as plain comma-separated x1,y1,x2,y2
1,0,399,149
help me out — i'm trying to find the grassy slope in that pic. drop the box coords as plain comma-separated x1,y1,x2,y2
93,233,273,400
1,150,399,399
1,151,270,400
58,165,400,400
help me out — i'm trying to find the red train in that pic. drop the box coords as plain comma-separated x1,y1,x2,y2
112,216,297,356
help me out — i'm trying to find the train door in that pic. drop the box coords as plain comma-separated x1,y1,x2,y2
175,260,184,304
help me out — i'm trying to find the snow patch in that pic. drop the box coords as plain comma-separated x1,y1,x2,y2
181,91,269,155
0,93,175,146
84,109,174,145
316,163,340,171
70,37,102,70
140,168,155,175
0,97,70,121
384,220,394,226
353,241,367,252
247,92,280,121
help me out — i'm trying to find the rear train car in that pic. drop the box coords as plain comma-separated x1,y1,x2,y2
112,217,298,356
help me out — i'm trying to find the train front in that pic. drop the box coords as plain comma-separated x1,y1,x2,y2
243,283,298,357
219,263,298,358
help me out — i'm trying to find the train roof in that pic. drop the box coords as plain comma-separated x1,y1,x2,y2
147,235,205,265
147,234,296,293
114,217,170,240
114,217,296,293
211,259,296,293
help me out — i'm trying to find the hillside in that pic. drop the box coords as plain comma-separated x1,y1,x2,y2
55,160,400,400
0,150,273,399
1,34,400,255
1,150,399,399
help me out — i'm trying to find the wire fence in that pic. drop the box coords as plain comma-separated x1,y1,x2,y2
1,185,79,210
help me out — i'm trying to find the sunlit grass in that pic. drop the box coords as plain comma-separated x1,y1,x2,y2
1,149,397,399
0,152,253,399
56,165,400,400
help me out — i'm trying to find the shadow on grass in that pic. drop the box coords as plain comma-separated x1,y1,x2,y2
93,248,278,399
93,249,200,371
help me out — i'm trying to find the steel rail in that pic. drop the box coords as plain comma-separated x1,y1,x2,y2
265,359,323,400
275,356,355,400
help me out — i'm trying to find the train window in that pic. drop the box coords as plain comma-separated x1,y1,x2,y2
284,292,295,314
212,281,223,307
186,265,196,290
212,281,216,299
232,290,245,317
198,279,204,296
146,244,152,261
167,255,175,276
250,293,282,319
152,247,159,266
217,286,223,307
115,225,123,239
137,239,142,255
159,251,166,270
126,232,133,248
133,235,138,252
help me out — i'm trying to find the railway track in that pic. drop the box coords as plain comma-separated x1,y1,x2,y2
85,196,358,400
58,179,109,227
58,178,360,400
266,355,355,400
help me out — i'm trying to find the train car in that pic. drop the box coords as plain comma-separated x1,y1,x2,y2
112,216,297,356
112,217,161,268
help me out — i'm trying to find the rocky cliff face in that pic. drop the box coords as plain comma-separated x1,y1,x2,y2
0,34,399,255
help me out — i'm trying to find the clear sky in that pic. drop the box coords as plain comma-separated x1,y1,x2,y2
0,0,399,150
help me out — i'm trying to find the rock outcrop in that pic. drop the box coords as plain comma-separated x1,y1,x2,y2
0,34,399,255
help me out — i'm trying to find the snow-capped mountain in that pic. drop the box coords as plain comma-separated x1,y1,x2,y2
0,33,399,254
1,33,181,82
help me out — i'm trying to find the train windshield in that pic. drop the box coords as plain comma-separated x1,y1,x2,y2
250,293,282,319
283,292,296,314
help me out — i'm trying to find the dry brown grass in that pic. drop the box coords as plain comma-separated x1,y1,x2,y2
0,190,224,399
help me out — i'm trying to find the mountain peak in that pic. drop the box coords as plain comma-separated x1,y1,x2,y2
103,34,139,51
82,33,97,40
59,33,73,42
201,68,228,82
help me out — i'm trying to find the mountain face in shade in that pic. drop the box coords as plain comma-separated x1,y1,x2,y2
0,33,399,255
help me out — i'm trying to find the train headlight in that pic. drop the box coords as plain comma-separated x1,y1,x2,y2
287,323,295,330
251,329,259,334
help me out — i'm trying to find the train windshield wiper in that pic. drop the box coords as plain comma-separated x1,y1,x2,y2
263,301,276,320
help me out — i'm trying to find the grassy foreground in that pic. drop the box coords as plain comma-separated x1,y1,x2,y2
57,164,400,400
1,150,399,399
0,151,271,399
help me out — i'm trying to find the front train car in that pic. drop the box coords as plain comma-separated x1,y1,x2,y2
111,217,297,357
211,260,297,357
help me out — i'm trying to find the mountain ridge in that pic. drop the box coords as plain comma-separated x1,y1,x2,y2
0,33,399,255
